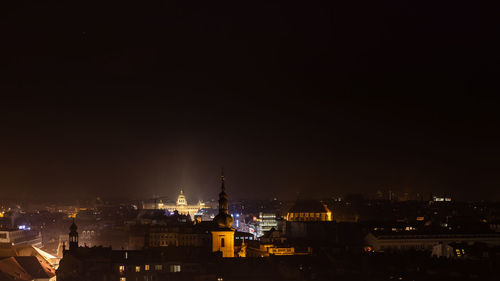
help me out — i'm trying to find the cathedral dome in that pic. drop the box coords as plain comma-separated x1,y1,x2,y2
176,189,187,206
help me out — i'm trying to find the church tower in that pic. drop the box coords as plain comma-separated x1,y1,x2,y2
211,171,235,257
68,219,79,251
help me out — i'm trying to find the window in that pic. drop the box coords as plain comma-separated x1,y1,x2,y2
120,278,126,281
145,264,150,271
136,266,141,272
170,265,181,272
119,265,125,273
221,238,225,247
154,264,162,271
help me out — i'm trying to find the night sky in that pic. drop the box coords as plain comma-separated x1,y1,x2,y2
0,1,498,201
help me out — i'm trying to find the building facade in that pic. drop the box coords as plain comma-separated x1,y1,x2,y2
0,229,43,248
128,224,210,250
256,212,278,237
365,232,500,252
285,200,333,222
157,190,205,220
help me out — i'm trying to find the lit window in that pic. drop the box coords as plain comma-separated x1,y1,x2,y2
145,264,150,271
119,265,125,273
136,266,141,272
170,264,181,272
155,264,162,271
120,278,126,281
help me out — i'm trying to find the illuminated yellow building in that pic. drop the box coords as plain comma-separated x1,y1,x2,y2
247,228,312,257
286,200,333,222
211,229,234,258
157,190,205,220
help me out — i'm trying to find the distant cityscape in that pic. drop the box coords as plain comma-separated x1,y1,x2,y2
0,174,499,280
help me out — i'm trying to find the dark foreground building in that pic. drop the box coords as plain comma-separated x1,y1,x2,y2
56,221,307,281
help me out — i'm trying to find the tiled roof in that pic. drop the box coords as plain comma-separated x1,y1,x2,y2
14,256,55,278
288,200,330,213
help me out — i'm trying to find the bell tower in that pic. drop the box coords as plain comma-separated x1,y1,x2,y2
211,171,235,257
69,219,79,251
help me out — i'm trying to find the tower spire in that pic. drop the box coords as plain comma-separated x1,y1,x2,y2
211,169,235,258
221,168,226,192
218,170,228,215
213,170,233,229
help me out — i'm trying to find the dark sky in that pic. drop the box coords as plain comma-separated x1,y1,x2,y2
0,1,499,201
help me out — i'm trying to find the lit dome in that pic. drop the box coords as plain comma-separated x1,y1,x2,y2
176,189,187,206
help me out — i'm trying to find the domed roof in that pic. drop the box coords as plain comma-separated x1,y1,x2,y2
214,213,233,229
176,189,187,206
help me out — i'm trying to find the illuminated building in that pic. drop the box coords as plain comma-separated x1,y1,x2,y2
211,173,235,258
286,200,333,222
432,195,452,202
247,243,311,257
256,212,278,237
157,189,206,220
247,228,311,257
431,242,469,258
0,229,42,248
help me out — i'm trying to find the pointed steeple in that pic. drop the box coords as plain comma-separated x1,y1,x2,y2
221,168,226,192
218,169,229,215
70,218,77,232
213,169,233,229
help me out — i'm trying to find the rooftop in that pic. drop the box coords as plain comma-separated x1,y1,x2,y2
288,200,330,213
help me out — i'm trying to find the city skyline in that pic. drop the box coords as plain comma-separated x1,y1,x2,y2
0,2,498,280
